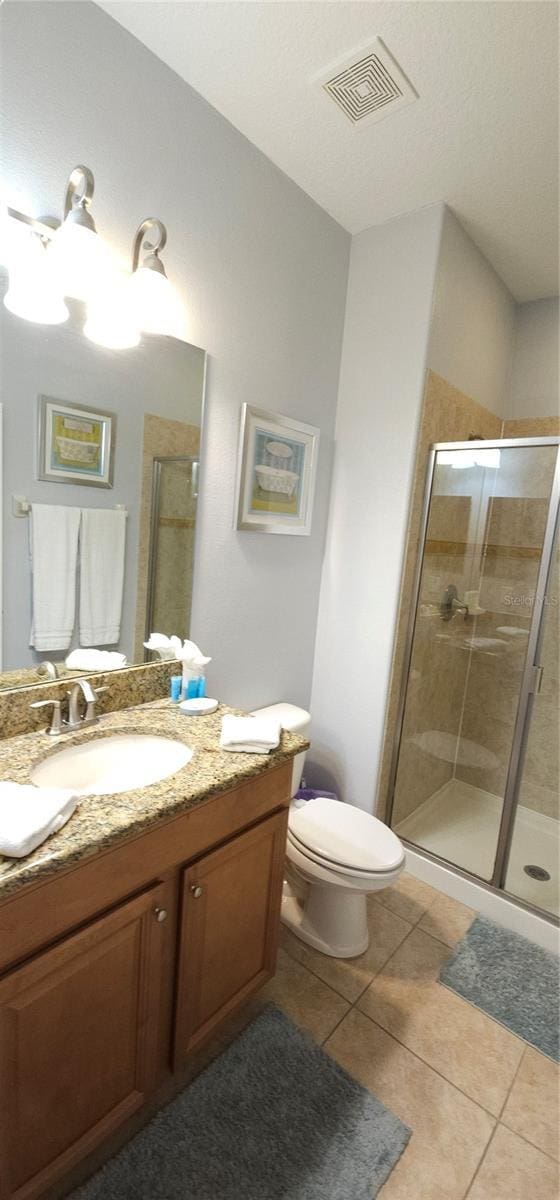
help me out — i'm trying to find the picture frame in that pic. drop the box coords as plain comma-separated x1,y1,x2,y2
235,404,319,535
37,395,116,489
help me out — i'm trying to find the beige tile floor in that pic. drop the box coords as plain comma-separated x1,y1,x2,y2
260,872,559,1199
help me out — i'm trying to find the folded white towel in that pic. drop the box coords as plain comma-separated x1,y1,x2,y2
65,649,127,671
0,783,79,859
80,509,126,645
220,714,281,755
29,504,81,650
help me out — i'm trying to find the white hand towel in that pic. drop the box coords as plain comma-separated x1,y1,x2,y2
143,633,182,660
29,504,81,651
65,649,127,671
80,509,126,645
220,714,281,755
0,783,79,859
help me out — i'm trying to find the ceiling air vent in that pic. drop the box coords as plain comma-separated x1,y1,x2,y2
319,37,418,128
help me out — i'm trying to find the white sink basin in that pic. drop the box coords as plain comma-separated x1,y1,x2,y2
30,734,193,797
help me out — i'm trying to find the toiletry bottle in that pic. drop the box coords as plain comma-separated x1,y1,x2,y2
170,675,182,703
182,664,199,700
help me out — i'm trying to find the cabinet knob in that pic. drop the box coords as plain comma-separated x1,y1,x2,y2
154,906,167,922
190,884,203,899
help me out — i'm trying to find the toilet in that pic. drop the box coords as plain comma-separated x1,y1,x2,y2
251,703,405,958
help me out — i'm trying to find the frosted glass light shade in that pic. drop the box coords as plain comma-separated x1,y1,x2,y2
84,271,140,350
49,219,109,302
128,265,186,339
4,230,69,325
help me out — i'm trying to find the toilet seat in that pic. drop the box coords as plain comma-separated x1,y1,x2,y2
288,796,404,875
287,832,405,883
287,829,404,880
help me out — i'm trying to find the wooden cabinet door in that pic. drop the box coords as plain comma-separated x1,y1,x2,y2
0,883,167,1200
174,808,287,1066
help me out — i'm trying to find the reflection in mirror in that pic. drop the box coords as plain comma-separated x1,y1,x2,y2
0,271,205,690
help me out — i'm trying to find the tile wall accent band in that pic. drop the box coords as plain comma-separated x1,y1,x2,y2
159,517,197,530
425,540,542,560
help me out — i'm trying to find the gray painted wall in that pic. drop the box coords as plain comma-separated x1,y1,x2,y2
309,205,444,811
507,297,559,418
0,0,349,708
428,208,516,417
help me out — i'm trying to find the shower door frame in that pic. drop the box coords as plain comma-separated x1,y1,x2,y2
144,454,200,652
386,436,560,924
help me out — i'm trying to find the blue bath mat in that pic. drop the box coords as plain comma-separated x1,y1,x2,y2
440,916,559,1062
74,1004,410,1199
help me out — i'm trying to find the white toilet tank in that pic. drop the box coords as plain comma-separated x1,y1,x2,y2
250,702,310,796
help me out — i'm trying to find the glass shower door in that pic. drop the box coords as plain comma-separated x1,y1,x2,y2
389,439,559,897
504,524,559,916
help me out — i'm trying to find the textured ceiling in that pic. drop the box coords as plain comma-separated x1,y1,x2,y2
97,1,559,302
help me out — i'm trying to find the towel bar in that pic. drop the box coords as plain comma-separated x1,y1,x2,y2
12,494,128,519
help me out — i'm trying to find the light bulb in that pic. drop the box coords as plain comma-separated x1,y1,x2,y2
128,265,186,339
84,270,140,350
49,218,110,302
3,228,69,325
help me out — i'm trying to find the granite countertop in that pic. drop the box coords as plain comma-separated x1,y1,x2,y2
0,700,307,901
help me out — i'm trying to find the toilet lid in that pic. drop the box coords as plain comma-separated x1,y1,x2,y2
288,797,404,873
287,831,403,879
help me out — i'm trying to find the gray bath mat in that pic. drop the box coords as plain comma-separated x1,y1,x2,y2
73,1004,410,1200
440,916,559,1062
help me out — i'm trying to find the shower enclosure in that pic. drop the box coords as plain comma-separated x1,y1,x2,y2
388,438,559,922
145,456,199,650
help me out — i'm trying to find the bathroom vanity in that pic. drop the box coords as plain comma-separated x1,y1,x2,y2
0,700,305,1200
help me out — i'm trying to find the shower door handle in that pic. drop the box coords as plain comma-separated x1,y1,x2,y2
528,664,544,695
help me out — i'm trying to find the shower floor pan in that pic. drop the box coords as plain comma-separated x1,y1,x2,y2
397,778,559,918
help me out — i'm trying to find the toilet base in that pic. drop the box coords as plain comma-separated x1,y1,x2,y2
281,880,369,958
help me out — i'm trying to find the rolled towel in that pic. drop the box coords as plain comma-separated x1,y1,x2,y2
220,714,281,755
0,783,79,859
65,649,127,672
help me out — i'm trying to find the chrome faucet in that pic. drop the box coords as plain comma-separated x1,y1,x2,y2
36,660,60,681
440,584,470,622
66,678,103,730
30,678,108,735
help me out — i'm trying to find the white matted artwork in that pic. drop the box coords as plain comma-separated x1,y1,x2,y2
37,395,116,488
235,405,319,535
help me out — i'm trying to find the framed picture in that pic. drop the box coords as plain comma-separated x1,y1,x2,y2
37,395,116,488
235,404,319,535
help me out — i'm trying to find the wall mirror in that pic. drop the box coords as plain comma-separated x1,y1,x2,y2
0,270,206,691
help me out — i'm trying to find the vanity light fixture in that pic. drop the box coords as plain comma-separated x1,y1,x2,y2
3,167,187,344
48,165,109,302
129,218,186,339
